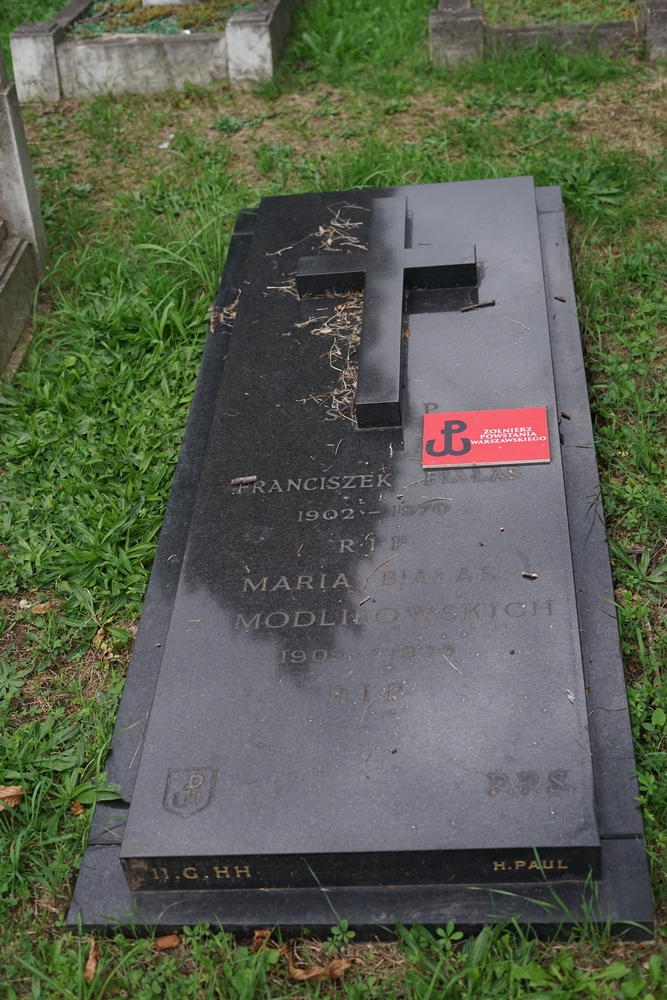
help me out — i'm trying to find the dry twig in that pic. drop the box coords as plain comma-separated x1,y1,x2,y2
209,289,241,333
267,203,368,257
288,948,353,981
364,554,399,589
298,293,363,421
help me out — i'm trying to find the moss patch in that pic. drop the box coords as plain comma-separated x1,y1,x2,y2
68,0,252,38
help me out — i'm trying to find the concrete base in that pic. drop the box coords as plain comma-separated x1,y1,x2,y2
11,0,296,101
0,222,39,374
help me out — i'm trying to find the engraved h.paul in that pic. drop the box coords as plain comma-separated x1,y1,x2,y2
163,768,217,818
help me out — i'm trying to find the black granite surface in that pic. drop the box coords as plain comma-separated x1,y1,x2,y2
67,181,652,935
99,209,258,801
119,178,599,889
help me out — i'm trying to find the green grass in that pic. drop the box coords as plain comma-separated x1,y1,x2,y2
4,919,667,999
1,0,667,993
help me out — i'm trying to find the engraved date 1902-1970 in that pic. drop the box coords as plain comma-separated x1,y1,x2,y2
296,503,450,521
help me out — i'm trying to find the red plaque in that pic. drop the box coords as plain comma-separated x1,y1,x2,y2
422,407,550,469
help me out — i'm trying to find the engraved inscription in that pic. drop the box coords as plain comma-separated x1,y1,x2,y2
235,600,555,631
391,502,449,516
381,566,496,585
486,770,573,796
163,768,217,818
213,865,251,879
146,864,253,884
328,682,405,704
424,467,522,484
280,648,346,663
492,858,569,872
232,472,392,495
297,508,355,521
362,643,456,659
243,573,350,592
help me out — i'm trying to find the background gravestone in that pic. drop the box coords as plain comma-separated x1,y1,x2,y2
68,177,653,938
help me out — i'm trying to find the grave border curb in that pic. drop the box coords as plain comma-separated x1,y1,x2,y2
10,0,297,102
66,185,654,938
428,0,665,64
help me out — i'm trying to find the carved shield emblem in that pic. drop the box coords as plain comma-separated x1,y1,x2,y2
163,768,216,818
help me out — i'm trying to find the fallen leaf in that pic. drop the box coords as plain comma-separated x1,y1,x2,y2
155,934,180,951
31,600,58,614
253,930,289,955
92,627,106,649
84,938,100,981
0,785,24,810
253,929,272,953
71,801,85,816
92,626,113,660
288,951,353,981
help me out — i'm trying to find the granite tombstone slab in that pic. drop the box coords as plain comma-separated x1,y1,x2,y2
68,177,653,937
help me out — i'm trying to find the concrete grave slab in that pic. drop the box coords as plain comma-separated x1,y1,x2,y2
68,179,653,937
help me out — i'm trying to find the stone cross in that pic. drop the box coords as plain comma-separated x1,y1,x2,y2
296,196,477,427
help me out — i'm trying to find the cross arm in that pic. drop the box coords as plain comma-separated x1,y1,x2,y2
295,254,367,297
402,244,477,290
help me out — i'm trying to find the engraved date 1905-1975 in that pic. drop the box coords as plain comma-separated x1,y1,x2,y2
279,644,456,664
